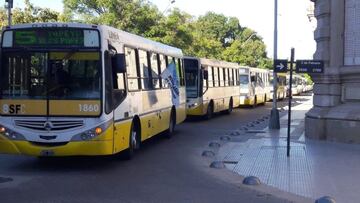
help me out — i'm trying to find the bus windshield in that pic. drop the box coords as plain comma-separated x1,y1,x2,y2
239,75,249,85
0,51,101,100
184,59,199,98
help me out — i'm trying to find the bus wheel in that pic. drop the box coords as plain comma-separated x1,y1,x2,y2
252,97,257,108
263,95,267,105
205,103,214,120
226,99,233,114
124,121,140,160
165,109,176,139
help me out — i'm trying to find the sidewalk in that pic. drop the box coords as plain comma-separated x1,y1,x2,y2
218,95,360,203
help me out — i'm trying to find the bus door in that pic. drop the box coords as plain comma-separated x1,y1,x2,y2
239,74,250,96
106,41,127,151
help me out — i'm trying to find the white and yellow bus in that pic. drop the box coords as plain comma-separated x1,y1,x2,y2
239,67,268,106
269,71,287,100
0,23,186,158
184,57,240,119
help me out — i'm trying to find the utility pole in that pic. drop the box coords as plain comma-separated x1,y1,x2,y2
5,0,13,26
162,0,175,15
269,0,280,129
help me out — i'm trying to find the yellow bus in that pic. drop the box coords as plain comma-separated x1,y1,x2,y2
239,67,268,106
0,23,186,158
184,57,240,119
269,71,287,100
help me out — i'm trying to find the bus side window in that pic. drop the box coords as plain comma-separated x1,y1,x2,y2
139,50,151,90
150,52,160,89
125,47,139,91
159,54,168,88
178,58,185,87
104,50,113,114
173,57,182,86
223,68,228,87
213,67,219,87
108,45,127,109
258,76,264,88
219,67,224,87
235,69,239,85
208,66,213,88
228,69,231,86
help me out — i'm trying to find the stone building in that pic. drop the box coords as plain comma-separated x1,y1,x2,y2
306,0,360,143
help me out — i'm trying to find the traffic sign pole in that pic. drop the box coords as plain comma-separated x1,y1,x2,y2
287,48,295,157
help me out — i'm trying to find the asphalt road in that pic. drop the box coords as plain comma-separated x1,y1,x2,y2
0,98,305,203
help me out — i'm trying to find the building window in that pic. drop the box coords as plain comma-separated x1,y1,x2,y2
345,0,360,65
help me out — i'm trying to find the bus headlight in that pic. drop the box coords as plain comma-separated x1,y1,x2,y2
72,120,112,141
0,125,25,140
81,127,103,141
188,102,198,108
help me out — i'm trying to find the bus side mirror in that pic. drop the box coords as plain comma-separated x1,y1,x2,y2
112,53,126,73
203,70,208,80
251,76,256,82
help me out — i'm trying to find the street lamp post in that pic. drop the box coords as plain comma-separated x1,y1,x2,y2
5,0,13,26
162,0,175,15
269,0,280,129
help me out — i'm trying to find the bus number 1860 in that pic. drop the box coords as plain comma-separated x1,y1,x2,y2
79,104,100,112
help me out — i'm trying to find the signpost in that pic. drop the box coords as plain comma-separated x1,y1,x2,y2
274,49,325,157
296,60,324,73
287,49,295,157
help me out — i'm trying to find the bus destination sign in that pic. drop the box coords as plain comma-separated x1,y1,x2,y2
14,29,84,47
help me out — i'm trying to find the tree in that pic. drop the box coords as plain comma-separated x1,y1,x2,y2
147,8,194,55
12,0,60,24
0,9,7,28
189,12,271,66
63,0,162,36
222,31,271,69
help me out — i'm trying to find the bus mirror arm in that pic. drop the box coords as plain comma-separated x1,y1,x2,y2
112,53,126,73
203,70,208,80
203,81,209,95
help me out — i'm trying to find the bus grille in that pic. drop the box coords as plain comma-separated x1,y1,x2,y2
14,120,84,131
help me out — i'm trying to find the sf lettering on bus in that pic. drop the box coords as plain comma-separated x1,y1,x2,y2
5,104,24,114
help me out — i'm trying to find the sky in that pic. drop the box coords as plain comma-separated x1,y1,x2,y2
15,0,316,60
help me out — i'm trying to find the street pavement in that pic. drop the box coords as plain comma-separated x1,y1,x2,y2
0,99,306,203
217,94,360,203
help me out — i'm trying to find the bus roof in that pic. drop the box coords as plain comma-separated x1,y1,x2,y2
100,25,183,58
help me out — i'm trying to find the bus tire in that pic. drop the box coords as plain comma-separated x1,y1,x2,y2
124,120,140,160
225,98,233,114
165,109,176,139
205,102,214,120
252,97,257,108
263,95,267,105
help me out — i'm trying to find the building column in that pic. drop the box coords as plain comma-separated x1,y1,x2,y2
305,0,344,141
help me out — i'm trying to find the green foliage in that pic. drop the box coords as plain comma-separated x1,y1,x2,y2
147,8,193,54
0,9,7,28
63,0,162,36
12,0,60,24
304,74,313,84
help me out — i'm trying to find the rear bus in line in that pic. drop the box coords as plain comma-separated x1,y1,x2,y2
239,67,268,107
184,57,240,119
269,71,287,100
0,23,186,158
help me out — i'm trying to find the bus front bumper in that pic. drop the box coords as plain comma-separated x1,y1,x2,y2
0,135,114,157
186,103,205,116
239,96,254,106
